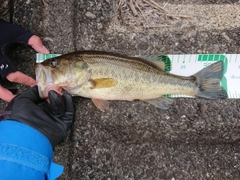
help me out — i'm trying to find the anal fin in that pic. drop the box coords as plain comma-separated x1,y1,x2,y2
92,98,110,111
144,97,174,110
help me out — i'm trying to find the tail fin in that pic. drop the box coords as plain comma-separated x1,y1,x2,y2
194,61,228,99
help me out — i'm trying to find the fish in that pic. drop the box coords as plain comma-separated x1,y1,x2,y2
35,50,228,111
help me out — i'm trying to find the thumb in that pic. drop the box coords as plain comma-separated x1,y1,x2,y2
48,90,65,116
28,35,50,54
33,45,50,54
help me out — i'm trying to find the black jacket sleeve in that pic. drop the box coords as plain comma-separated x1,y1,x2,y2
0,18,33,79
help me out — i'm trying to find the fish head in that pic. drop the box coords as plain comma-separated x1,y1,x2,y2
35,55,90,98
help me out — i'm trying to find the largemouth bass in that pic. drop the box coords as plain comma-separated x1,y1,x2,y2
35,51,228,111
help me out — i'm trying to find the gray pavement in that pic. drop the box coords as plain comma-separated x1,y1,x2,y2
0,0,240,179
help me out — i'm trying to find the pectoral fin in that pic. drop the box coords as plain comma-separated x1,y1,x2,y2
92,78,118,89
144,97,174,110
92,98,110,111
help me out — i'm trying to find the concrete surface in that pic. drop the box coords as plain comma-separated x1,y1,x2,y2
0,0,240,179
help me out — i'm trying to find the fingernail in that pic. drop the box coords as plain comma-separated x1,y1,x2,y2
42,46,50,54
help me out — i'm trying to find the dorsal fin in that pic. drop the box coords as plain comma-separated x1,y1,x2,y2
141,55,172,72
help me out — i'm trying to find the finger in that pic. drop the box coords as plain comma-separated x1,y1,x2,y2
62,93,74,118
40,45,50,54
32,44,50,54
0,85,16,102
48,90,65,116
6,71,37,86
28,35,50,54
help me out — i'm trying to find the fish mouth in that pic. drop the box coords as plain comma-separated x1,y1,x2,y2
35,63,43,82
35,63,58,98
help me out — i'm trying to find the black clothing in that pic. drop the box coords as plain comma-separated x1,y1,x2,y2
0,18,33,79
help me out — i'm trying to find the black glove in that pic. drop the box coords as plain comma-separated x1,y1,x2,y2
1,86,74,147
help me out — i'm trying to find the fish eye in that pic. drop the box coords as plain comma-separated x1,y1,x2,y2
50,59,57,68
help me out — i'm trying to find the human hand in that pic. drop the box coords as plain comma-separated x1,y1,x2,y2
2,86,74,147
0,35,50,102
